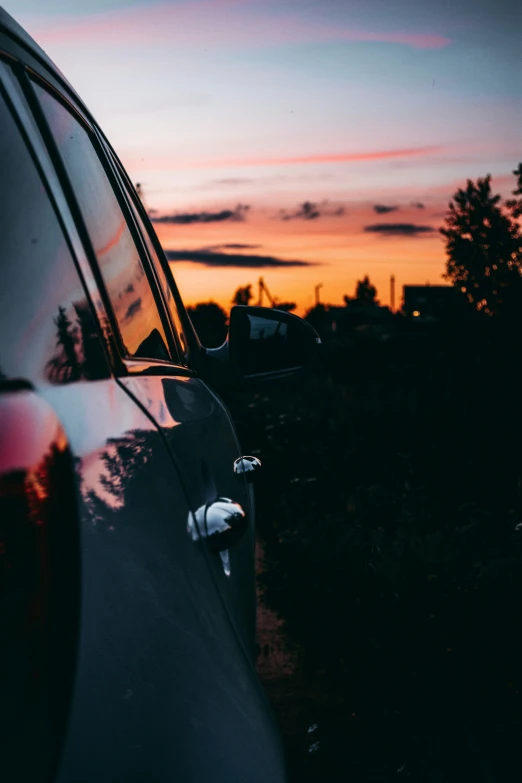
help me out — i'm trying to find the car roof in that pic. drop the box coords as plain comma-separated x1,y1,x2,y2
0,6,89,119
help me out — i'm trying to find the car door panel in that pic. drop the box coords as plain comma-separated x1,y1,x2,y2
120,373,257,658
40,380,285,783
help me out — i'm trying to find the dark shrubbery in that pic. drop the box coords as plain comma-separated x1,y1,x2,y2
229,322,522,776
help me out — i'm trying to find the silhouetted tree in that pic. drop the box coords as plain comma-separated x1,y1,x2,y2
506,162,522,219
274,301,297,312
231,284,253,307
440,165,522,317
186,301,228,348
344,275,379,307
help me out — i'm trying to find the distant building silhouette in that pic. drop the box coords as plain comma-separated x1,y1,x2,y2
402,285,463,321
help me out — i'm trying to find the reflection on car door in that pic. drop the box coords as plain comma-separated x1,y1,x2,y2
120,370,257,655
0,63,285,782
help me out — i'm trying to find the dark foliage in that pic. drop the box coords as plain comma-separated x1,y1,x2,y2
228,320,522,779
344,275,380,307
231,284,253,306
441,164,522,317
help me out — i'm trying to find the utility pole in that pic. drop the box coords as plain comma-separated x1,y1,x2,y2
390,275,395,313
258,277,277,307
314,283,323,306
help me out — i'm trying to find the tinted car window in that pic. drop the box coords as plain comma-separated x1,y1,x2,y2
123,184,190,361
35,83,171,363
0,88,106,385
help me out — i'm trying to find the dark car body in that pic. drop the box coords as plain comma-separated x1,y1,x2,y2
0,8,293,780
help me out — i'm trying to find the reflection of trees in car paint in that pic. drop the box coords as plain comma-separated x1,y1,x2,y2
43,298,169,386
77,432,152,529
45,305,107,385
0,393,79,782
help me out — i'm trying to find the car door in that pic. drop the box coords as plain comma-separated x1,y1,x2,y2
0,58,285,783
107,157,260,657
31,74,258,660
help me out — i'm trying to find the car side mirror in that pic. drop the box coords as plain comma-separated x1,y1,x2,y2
227,305,321,381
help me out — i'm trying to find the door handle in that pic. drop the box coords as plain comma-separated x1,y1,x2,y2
191,498,247,552
233,455,262,482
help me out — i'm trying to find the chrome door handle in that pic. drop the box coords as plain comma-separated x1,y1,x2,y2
191,497,247,552
233,455,262,482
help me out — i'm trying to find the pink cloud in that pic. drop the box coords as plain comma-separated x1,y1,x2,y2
123,145,444,172
23,2,450,51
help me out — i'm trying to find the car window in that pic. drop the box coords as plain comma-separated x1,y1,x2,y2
114,169,190,363
0,86,107,385
34,83,171,364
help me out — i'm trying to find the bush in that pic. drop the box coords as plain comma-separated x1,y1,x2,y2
230,324,522,755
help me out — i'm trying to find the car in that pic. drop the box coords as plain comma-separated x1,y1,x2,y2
0,8,320,782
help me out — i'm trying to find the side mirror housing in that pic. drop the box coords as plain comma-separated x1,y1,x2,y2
203,306,321,387
228,305,321,380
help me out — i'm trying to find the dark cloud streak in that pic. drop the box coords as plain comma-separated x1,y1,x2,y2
152,203,249,224
165,249,314,268
218,243,261,249
282,201,321,220
364,223,436,236
124,297,142,321
373,204,399,214
280,200,345,221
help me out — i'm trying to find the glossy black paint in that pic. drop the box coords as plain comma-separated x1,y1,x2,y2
43,380,285,783
0,391,79,783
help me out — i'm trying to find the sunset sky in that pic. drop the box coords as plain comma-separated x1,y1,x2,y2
5,0,521,313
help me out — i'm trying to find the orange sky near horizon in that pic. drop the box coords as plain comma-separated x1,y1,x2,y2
157,223,446,315
152,188,472,315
